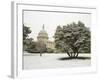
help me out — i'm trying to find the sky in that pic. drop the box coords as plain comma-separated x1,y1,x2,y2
23,10,91,41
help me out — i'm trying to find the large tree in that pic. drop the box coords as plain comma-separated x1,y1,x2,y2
54,21,91,58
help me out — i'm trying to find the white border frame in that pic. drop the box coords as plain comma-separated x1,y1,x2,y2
11,1,97,78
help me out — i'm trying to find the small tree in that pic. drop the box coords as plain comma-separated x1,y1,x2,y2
36,41,47,56
54,21,91,58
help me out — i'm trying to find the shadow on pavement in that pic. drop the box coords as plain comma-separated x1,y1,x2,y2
58,57,91,60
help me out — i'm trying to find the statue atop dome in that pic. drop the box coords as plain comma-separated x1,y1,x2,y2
42,24,44,30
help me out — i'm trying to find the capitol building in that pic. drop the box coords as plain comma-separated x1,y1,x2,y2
37,24,55,50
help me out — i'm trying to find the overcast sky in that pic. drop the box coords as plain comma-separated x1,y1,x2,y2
24,10,91,41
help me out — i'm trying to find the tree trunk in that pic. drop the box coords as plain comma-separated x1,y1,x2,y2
40,52,42,56
74,53,76,57
67,52,71,57
75,52,79,58
70,53,72,58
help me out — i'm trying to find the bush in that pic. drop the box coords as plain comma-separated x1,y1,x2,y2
46,48,54,53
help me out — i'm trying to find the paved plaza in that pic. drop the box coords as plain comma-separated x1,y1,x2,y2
23,53,91,69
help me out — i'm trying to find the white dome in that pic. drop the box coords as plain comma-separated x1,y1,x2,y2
37,25,48,39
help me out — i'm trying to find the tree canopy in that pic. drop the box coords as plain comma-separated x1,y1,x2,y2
23,25,35,51
23,25,31,40
54,21,91,58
